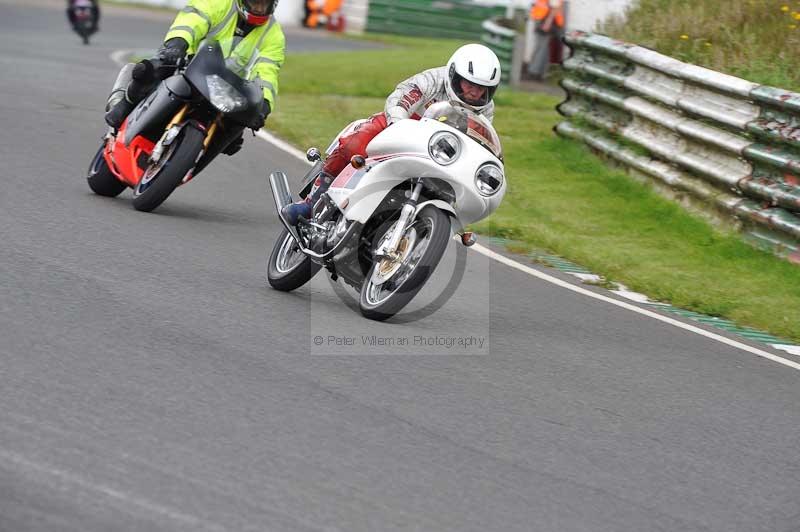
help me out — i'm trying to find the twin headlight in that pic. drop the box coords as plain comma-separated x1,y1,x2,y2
206,74,247,113
428,131,461,166
475,163,504,196
428,131,504,196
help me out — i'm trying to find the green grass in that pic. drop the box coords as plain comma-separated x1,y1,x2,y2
600,0,800,90
266,34,800,342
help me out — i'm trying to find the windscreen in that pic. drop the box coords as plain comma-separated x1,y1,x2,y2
422,101,502,160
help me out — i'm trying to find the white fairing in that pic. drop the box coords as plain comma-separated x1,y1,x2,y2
325,109,506,227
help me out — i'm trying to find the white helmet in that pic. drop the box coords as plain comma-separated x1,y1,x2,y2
445,44,501,113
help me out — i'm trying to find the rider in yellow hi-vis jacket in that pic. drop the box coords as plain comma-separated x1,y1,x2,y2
105,0,285,141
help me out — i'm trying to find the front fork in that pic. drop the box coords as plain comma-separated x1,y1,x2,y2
203,116,220,150
148,105,221,183
376,180,424,260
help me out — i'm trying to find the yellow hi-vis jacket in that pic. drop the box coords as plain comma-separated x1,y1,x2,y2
164,0,285,111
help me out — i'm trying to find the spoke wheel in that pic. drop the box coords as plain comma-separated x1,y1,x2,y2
359,206,451,321
267,228,322,291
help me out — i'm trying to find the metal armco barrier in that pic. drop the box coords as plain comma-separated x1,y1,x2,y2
556,31,800,262
366,0,504,40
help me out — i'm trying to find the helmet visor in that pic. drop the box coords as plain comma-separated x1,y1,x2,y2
451,73,496,108
243,0,272,15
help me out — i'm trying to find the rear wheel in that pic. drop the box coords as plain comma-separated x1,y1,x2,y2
87,143,126,197
77,21,91,44
359,206,451,321
267,228,321,291
132,125,205,213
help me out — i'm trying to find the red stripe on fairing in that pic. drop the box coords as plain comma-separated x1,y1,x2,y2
369,152,428,162
330,165,358,188
329,153,430,189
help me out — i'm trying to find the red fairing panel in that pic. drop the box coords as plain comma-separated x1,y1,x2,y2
103,119,155,188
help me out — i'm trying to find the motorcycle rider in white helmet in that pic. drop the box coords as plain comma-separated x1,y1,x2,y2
283,43,502,225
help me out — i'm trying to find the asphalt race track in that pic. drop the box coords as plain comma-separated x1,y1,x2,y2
1,1,800,530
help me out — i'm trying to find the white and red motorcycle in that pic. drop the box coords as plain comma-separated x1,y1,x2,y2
267,101,506,321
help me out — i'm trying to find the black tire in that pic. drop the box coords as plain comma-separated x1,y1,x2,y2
267,228,322,292
87,143,126,197
132,125,205,213
359,206,451,321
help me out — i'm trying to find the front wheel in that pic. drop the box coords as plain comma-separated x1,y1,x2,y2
132,125,205,212
267,228,322,291
359,206,451,321
87,143,126,197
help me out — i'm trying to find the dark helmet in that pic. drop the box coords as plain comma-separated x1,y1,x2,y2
236,0,278,26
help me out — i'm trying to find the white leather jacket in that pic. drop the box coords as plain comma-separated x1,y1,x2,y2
384,66,495,124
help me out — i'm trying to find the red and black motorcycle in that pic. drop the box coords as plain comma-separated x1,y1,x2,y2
87,38,263,212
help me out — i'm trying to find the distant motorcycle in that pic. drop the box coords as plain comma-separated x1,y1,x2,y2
68,0,97,45
267,101,506,320
86,38,264,212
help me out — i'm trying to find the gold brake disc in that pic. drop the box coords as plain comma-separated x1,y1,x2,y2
378,236,410,276
371,229,417,286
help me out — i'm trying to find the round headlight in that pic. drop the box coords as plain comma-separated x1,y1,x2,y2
475,163,504,196
428,131,461,166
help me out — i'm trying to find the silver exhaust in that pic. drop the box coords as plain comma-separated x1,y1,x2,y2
267,170,361,262
269,171,293,212
268,170,306,249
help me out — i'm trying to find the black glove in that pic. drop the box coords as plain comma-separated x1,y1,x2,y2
131,59,155,81
246,99,271,131
156,37,189,67
125,59,159,102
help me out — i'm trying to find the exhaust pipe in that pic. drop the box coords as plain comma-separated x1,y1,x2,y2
266,170,362,263
268,171,308,251
269,171,293,213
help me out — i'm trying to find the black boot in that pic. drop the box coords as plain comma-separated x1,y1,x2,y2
104,61,158,129
104,98,134,129
281,172,334,225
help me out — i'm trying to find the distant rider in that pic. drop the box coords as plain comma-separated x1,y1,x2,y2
283,43,501,225
66,0,100,34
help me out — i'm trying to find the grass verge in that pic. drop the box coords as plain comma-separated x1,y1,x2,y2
265,33,800,342
600,0,800,90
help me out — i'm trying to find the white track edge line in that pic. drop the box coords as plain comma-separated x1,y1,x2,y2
255,130,313,165
472,243,800,371
110,50,130,66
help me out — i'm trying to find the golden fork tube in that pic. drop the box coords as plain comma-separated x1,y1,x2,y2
203,117,221,150
166,104,189,130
